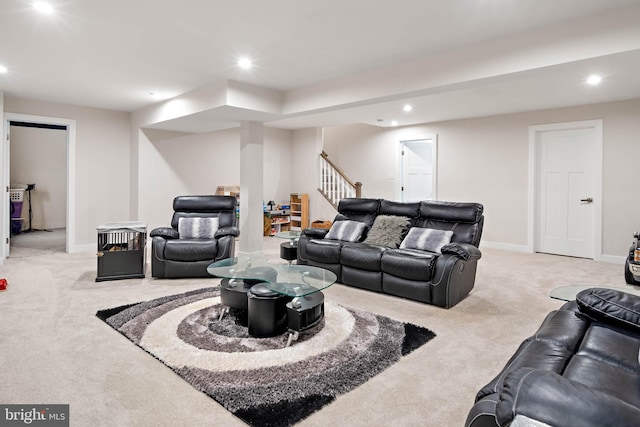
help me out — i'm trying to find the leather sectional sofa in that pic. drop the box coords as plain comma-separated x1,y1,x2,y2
466,287,640,427
296,198,484,308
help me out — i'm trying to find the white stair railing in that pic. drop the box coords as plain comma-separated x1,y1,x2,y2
318,151,362,209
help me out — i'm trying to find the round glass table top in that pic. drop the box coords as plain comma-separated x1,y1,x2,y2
274,230,301,242
207,253,336,297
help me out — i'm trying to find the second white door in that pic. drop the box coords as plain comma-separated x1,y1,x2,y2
536,125,597,258
401,138,436,202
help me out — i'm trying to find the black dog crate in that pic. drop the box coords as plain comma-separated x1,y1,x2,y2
96,221,147,282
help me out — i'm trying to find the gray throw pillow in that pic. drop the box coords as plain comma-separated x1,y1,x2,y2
325,220,366,242
178,217,219,239
400,227,453,253
364,215,410,248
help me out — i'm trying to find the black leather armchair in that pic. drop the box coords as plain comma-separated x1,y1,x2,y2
150,195,239,279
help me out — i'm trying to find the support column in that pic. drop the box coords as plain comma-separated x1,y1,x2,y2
239,121,264,254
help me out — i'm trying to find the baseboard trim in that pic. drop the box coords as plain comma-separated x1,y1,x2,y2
600,254,626,265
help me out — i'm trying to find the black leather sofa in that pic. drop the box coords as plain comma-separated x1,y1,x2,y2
150,195,239,279
297,198,484,308
466,287,640,427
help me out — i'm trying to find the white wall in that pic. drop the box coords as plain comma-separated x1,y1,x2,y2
290,127,336,223
138,126,293,233
322,98,640,259
10,126,66,230
4,97,131,249
4,94,638,260
263,128,293,206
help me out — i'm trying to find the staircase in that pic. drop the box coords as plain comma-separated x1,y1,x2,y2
318,151,362,209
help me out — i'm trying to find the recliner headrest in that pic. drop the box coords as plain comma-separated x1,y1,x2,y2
337,198,380,214
419,201,483,223
173,195,236,212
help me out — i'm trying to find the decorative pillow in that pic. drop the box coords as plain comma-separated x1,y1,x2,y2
400,227,453,253
178,217,219,239
324,220,366,242
364,215,410,248
576,287,640,333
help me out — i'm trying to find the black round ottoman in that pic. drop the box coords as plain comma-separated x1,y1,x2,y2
280,241,297,264
220,278,253,310
247,283,292,338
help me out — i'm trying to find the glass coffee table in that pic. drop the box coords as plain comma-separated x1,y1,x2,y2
207,253,337,346
274,230,301,264
550,284,640,301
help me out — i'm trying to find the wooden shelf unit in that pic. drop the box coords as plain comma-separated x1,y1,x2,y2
290,193,309,231
268,210,291,235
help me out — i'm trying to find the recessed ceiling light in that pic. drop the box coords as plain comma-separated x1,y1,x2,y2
33,2,54,13
238,58,252,69
403,104,412,112
586,75,602,85
0,65,7,73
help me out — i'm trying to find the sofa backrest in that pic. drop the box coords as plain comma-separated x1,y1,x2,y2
416,200,484,246
378,200,421,223
171,195,238,229
335,198,380,231
335,198,484,246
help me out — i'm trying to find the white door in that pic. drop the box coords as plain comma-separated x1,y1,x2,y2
3,124,10,258
535,126,597,258
401,139,436,202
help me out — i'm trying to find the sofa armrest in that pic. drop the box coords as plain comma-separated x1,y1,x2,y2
150,227,179,239
576,287,640,333
215,226,240,238
441,242,481,261
496,368,640,427
302,227,329,239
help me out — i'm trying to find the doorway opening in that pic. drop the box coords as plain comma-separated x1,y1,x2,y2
9,121,67,257
2,113,77,262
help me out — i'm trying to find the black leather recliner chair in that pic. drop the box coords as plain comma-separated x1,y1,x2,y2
466,287,640,427
150,195,239,279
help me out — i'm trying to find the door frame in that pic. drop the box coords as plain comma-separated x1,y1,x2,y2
396,135,438,202
2,113,76,263
527,120,603,260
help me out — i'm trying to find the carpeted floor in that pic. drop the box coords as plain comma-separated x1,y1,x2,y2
0,236,630,426
96,287,435,426
8,228,66,258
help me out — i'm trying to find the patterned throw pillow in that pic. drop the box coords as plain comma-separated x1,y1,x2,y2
363,215,410,248
400,228,453,253
178,217,219,239
324,220,366,242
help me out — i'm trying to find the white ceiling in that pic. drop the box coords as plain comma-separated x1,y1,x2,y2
2,0,640,131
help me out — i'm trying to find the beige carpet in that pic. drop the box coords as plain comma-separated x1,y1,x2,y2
0,235,628,426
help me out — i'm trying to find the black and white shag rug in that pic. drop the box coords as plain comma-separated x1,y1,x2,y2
96,287,435,426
